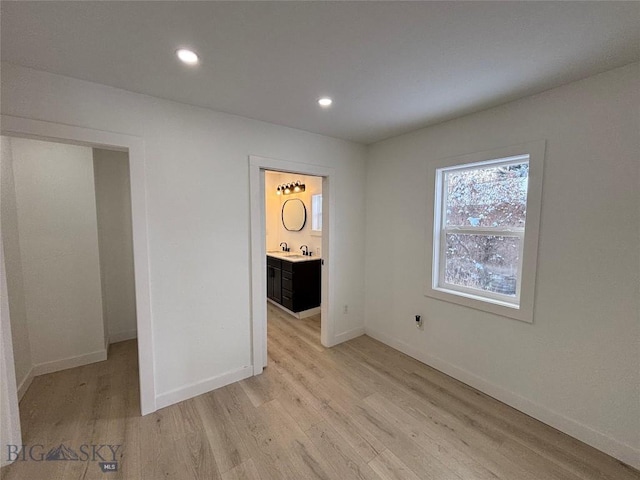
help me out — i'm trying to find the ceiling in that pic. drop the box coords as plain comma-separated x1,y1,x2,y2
2,2,638,144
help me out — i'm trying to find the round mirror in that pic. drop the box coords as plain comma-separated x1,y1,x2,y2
282,199,306,231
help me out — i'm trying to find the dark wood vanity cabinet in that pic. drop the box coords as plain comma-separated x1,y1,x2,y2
267,256,282,303
267,256,321,313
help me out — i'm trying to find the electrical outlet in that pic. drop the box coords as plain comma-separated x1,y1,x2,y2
415,314,423,329
343,305,348,314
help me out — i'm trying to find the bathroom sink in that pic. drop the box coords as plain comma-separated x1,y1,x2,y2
286,255,306,259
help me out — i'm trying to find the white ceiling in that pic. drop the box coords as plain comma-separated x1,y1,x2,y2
2,1,638,144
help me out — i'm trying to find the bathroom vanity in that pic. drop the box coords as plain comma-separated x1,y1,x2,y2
267,252,321,315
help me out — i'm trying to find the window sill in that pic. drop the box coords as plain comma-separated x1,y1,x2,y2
425,285,533,323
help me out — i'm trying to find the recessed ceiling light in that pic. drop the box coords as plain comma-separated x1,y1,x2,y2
318,97,333,107
176,48,199,65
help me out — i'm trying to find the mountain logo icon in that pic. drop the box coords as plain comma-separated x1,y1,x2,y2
45,444,80,461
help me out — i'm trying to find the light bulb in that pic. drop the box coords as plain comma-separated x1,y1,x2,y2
176,49,199,65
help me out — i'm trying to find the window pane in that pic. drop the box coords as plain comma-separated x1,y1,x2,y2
312,194,322,231
444,234,520,296
445,162,528,228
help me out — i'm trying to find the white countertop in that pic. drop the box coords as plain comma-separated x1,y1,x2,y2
267,251,320,263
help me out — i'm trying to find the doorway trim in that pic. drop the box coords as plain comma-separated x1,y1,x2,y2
1,115,156,415
249,155,335,374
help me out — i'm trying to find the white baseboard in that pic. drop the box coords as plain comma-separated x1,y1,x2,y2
364,327,640,471
267,298,320,319
16,368,34,400
32,348,108,377
330,326,365,346
155,365,253,410
298,307,321,319
109,329,138,344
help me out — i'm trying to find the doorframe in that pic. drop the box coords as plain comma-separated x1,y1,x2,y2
249,155,335,374
1,115,157,416
0,234,21,465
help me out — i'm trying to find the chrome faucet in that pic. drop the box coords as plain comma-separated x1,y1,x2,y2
300,245,310,256
280,242,289,252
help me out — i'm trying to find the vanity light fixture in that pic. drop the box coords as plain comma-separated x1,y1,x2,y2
276,181,305,195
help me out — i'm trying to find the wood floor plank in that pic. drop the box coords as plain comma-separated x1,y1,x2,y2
305,421,384,480
342,339,598,480
258,398,338,480
221,458,263,480
170,400,221,480
193,391,252,474
213,383,302,480
368,449,422,480
2,309,638,480
364,392,534,480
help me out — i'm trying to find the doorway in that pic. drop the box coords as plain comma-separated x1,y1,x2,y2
0,115,155,436
249,155,335,374
264,170,323,349
1,135,140,417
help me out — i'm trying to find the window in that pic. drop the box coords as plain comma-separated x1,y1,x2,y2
311,194,322,233
426,141,545,323
436,156,528,305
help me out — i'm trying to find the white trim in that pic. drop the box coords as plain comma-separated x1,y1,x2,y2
433,286,519,310
16,368,34,401
32,349,107,377
109,329,138,344
155,365,252,410
426,141,545,323
298,306,321,319
0,233,22,465
249,155,335,376
332,327,365,345
1,115,157,415
267,298,321,319
365,327,640,471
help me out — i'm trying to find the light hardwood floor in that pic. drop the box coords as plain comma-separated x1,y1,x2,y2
3,304,638,479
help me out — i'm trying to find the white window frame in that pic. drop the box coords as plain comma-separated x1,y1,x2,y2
425,141,545,323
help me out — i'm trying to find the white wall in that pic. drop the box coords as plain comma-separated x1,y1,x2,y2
93,148,137,344
265,170,282,252
0,63,367,405
0,136,32,395
9,137,106,371
365,63,640,467
265,171,322,256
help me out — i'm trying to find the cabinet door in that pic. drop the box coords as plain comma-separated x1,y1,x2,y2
273,267,282,303
267,266,275,300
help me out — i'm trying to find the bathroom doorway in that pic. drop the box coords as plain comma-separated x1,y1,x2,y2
248,155,334,374
264,171,323,348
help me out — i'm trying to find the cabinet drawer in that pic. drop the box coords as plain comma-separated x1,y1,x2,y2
281,289,293,310
282,276,293,292
267,256,282,268
281,260,294,273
